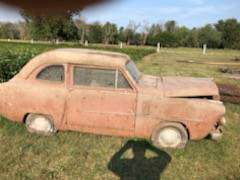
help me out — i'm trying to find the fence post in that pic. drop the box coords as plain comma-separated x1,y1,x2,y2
120,42,123,49
84,40,88,47
157,42,160,53
203,44,207,55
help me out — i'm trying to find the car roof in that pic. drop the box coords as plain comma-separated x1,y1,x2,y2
17,48,131,79
54,48,130,61
46,48,130,65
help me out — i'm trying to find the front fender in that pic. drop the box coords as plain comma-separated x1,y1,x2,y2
135,97,225,139
180,99,226,140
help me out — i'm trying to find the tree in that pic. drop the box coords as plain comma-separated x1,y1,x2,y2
165,20,177,33
215,19,240,49
146,24,163,45
118,26,126,43
124,21,140,45
156,32,178,47
21,11,79,41
74,17,89,44
175,26,190,47
140,21,150,45
1,16,240,49
186,28,199,48
16,22,29,40
198,24,222,48
102,22,118,44
88,22,103,43
0,22,20,39
132,33,142,45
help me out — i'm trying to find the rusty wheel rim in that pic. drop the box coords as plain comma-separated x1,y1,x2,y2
158,127,182,148
28,116,53,133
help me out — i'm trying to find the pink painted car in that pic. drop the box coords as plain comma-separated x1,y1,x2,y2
0,48,226,148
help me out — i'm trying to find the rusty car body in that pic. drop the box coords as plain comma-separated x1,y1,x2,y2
0,48,226,148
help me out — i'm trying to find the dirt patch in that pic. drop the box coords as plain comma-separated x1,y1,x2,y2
232,57,240,62
223,74,240,80
219,67,240,79
217,83,240,104
219,67,240,74
177,60,240,66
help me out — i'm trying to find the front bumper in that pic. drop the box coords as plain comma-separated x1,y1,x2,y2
219,117,226,126
210,117,226,141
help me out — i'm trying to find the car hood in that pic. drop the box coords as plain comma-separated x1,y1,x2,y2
139,74,219,98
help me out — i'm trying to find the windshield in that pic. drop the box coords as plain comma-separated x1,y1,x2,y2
126,60,141,82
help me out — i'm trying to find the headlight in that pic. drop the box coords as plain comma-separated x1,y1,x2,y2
219,117,226,126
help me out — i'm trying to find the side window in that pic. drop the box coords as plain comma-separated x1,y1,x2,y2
74,67,115,88
37,65,64,82
117,71,131,89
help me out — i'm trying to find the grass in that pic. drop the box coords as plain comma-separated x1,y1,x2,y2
139,47,240,88
0,43,240,179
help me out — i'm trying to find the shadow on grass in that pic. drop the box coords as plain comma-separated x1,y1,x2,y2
108,140,171,180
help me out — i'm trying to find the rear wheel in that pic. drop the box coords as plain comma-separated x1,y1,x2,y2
151,122,188,149
25,114,56,136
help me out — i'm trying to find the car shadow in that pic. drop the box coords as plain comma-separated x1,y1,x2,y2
108,140,171,180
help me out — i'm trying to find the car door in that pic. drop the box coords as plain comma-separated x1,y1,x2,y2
23,64,68,129
66,64,137,137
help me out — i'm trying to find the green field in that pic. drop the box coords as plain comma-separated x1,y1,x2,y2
0,42,240,179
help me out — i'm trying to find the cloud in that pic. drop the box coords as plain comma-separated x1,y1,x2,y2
180,6,215,19
187,0,205,5
179,3,236,20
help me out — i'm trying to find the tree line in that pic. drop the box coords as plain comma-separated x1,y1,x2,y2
0,11,240,49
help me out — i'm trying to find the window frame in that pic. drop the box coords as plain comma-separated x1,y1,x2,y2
69,64,136,92
28,63,66,85
125,60,141,83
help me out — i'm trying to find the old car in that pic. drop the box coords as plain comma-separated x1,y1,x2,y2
0,48,226,148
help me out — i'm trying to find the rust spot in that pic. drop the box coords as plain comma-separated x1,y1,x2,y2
142,102,150,116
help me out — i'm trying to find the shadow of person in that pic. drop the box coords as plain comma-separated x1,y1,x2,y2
108,140,171,180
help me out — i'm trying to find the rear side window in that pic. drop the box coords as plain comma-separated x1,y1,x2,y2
37,65,64,82
74,67,115,88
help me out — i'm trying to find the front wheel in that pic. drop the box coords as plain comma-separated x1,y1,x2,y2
25,114,56,136
151,122,188,149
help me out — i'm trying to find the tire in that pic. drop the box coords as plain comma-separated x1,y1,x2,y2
151,122,188,149
25,114,56,136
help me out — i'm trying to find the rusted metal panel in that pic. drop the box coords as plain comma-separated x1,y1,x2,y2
66,88,136,136
162,77,219,98
139,75,219,98
0,80,67,128
135,94,225,139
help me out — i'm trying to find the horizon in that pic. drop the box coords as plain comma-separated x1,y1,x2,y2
0,0,240,28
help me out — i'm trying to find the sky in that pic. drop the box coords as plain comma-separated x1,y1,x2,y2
0,0,239,28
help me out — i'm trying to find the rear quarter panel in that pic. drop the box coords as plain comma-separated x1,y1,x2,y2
0,81,67,129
